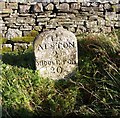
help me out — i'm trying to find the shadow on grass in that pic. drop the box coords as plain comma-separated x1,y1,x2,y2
2,106,101,118
2,51,36,70
2,105,80,118
2,107,35,118
3,102,62,118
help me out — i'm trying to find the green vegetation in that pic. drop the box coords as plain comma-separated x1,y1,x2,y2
11,30,39,43
1,47,12,54
0,34,8,44
11,36,35,43
1,32,120,118
0,30,39,44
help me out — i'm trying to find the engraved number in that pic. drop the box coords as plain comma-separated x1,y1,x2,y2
53,51,58,58
51,66,63,74
56,66,62,74
51,67,55,73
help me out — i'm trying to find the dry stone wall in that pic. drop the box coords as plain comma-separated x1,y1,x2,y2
0,0,119,3
0,1,120,50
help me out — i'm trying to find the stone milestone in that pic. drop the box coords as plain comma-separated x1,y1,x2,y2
34,27,78,80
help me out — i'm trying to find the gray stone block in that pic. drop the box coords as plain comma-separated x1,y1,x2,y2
34,3,43,12
34,27,78,80
19,4,31,13
45,3,54,11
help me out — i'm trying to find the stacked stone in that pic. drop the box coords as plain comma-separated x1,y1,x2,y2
0,1,119,40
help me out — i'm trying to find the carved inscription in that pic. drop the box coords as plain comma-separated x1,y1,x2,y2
51,66,63,74
38,41,75,51
36,59,76,66
34,27,78,80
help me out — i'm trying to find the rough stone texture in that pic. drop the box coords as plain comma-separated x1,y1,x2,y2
58,3,69,11
6,28,22,39
33,26,42,31
4,17,16,24
0,1,119,42
0,18,4,33
115,21,120,28
0,2,5,10
104,3,112,11
16,16,35,24
1,8,13,13
91,2,99,7
19,4,30,13
45,3,54,11
0,0,119,3
6,2,18,9
105,12,118,21
34,27,78,80
89,15,98,21
13,43,28,51
20,25,32,31
81,2,91,7
81,7,92,12
70,3,80,10
98,4,104,11
97,17,106,26
34,3,43,12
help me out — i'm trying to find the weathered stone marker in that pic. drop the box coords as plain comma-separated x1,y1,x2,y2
34,27,78,80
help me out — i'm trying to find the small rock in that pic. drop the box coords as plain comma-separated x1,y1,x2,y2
34,3,43,13
6,28,22,39
19,4,30,13
99,4,104,11
2,8,13,14
45,3,54,11
70,3,80,10
6,2,18,10
33,26,42,31
0,2,5,10
104,3,112,11
20,25,32,31
58,3,69,11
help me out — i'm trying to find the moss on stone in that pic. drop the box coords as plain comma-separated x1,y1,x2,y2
1,47,12,54
0,34,8,44
1,38,8,44
11,36,35,43
11,30,39,43
26,30,39,37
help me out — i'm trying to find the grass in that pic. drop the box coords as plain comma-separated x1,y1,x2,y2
1,31,120,118
0,30,39,44
0,34,8,44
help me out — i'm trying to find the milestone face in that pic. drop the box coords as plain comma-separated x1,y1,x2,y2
34,27,78,80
